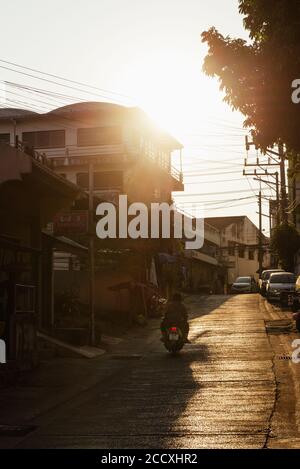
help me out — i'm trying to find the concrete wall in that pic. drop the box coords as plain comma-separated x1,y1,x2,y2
221,217,270,283
0,112,174,196
54,268,133,315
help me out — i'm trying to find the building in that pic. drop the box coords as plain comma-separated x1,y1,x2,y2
0,103,184,320
0,102,183,204
205,216,270,285
0,140,81,369
287,153,300,273
183,221,225,293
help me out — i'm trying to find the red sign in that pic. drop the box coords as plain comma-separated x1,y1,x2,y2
53,211,88,236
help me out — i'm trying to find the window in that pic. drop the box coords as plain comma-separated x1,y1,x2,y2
238,247,245,258
228,242,235,256
76,172,89,189
94,171,123,190
0,133,10,144
77,126,122,146
270,274,296,284
235,277,251,284
22,130,65,148
76,171,123,190
248,249,255,260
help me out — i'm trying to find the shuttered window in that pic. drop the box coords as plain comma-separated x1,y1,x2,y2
22,130,65,148
94,171,123,189
77,126,122,146
76,173,89,190
0,133,10,144
76,171,123,190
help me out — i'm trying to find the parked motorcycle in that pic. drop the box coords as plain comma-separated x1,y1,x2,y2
162,325,185,354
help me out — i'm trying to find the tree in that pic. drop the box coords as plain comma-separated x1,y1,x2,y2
201,0,300,152
270,223,300,271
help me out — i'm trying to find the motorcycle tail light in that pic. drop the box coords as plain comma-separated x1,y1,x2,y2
170,327,177,332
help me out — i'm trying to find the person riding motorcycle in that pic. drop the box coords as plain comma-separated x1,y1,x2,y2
160,293,190,343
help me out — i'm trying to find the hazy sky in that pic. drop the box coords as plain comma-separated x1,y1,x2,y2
0,0,272,232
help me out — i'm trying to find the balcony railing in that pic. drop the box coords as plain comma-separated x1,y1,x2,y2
171,165,183,183
40,143,134,159
14,140,55,170
14,139,183,183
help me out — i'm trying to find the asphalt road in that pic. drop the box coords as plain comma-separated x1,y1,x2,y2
5,294,277,449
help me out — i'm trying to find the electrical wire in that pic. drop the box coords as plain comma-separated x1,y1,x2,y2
0,60,132,105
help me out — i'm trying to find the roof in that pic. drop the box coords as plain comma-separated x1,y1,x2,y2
47,101,126,115
205,215,269,243
42,232,88,253
0,107,38,120
204,216,247,231
0,102,182,150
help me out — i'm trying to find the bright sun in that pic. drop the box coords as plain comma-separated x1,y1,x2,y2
120,50,208,139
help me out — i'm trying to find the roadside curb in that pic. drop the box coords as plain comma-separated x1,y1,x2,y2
37,332,106,359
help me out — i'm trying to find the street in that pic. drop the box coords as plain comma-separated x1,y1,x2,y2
3,293,299,449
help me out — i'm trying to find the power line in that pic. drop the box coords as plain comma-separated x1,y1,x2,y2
184,169,243,176
184,177,244,185
0,58,132,101
203,200,258,211
174,188,258,197
0,64,129,106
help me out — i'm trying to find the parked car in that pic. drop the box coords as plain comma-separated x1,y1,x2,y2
287,276,300,316
291,279,300,330
265,272,297,301
295,274,300,295
259,269,285,296
231,276,257,294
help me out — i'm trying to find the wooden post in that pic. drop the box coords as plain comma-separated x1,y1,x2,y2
89,161,95,345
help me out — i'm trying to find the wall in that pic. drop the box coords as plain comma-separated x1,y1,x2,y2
54,268,132,315
0,111,178,204
221,217,270,283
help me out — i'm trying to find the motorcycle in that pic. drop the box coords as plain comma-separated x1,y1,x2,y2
162,325,185,354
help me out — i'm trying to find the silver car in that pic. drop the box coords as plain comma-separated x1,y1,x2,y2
231,276,257,294
259,269,285,296
266,272,296,301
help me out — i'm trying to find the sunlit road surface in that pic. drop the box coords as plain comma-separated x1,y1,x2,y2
8,295,277,449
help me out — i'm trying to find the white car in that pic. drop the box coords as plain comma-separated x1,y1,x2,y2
259,269,285,296
266,272,296,301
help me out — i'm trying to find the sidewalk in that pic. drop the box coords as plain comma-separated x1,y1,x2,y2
260,296,300,448
0,317,160,447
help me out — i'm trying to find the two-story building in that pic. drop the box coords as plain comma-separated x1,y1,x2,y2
0,140,82,369
0,102,183,204
0,103,184,321
205,216,270,286
183,221,225,293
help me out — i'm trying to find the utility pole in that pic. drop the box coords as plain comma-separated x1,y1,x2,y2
279,143,288,223
269,199,272,239
275,171,280,225
88,161,95,346
244,137,283,272
258,190,263,277
244,137,283,226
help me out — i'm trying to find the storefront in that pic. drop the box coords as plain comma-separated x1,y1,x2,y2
0,237,39,368
0,142,80,369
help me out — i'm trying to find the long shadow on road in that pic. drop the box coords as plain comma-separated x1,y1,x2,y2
16,296,231,449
